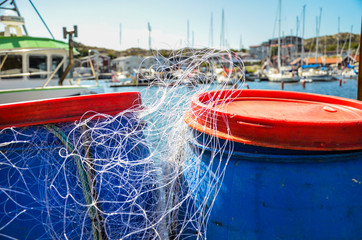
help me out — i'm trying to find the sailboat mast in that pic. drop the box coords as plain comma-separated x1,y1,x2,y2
148,22,152,51
240,34,243,51
301,5,305,65
187,20,190,45
348,25,353,57
277,0,281,72
220,8,225,49
337,16,340,65
209,12,213,48
119,23,122,49
296,16,299,59
192,31,194,48
315,8,322,63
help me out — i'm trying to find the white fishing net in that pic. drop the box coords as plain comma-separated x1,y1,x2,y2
0,49,245,239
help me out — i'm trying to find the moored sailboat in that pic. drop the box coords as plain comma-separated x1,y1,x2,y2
265,0,299,83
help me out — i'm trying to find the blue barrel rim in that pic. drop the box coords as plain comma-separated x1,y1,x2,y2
188,139,362,163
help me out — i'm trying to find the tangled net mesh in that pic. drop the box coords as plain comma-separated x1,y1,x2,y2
0,48,245,239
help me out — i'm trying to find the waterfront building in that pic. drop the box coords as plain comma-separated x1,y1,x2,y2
341,54,359,67
249,41,269,60
111,55,161,73
249,36,303,60
74,54,111,74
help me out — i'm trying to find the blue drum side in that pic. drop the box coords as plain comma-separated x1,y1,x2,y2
0,114,155,239
182,138,362,240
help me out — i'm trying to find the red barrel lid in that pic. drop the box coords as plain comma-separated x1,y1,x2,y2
0,92,142,129
185,89,362,151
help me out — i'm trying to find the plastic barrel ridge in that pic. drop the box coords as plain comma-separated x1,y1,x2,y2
182,89,362,239
0,92,157,239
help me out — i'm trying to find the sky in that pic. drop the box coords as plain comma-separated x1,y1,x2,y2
1,0,361,51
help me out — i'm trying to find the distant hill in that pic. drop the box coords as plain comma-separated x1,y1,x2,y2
73,42,174,59
73,41,120,58
73,42,212,59
73,32,360,59
304,32,360,54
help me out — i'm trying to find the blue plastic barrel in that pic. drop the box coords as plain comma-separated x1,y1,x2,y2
0,93,156,239
182,89,362,239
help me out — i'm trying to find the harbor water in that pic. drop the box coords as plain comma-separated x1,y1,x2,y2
98,78,358,101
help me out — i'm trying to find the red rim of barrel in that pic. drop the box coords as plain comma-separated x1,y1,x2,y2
0,92,142,129
185,89,362,151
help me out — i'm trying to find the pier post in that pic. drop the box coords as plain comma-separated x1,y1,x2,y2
59,26,77,86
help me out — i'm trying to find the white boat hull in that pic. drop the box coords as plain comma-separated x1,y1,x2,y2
266,73,299,82
0,85,102,104
299,68,337,81
341,70,358,79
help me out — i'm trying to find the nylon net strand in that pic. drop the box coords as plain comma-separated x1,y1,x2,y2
0,48,245,240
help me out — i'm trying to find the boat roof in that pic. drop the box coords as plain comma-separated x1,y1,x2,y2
0,36,77,53
0,48,66,54
0,36,79,55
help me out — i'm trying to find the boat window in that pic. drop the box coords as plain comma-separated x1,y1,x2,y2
51,55,64,78
0,55,22,79
29,55,47,79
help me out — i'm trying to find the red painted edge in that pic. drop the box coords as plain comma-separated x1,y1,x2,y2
0,92,142,129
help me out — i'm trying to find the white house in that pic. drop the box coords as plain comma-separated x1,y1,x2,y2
111,55,164,73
